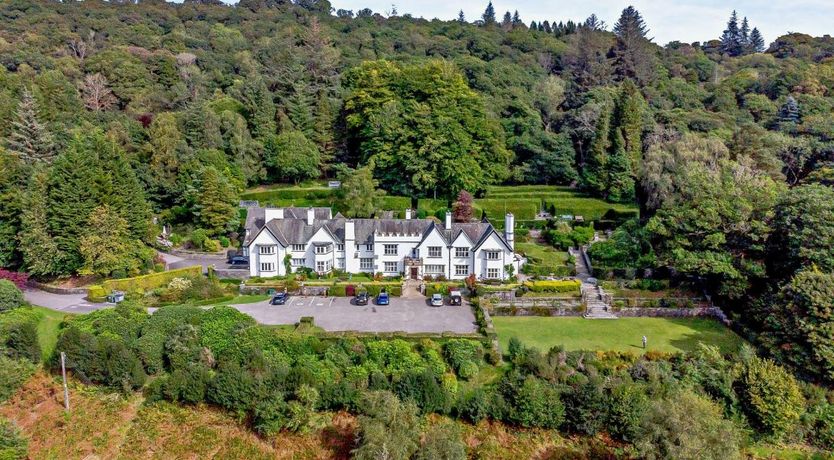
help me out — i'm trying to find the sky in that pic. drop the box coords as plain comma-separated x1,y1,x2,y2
324,0,834,46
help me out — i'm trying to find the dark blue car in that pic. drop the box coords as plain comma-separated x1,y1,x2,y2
270,292,289,305
376,291,390,305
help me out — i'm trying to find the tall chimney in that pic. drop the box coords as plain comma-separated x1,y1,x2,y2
405,208,412,219
307,207,315,225
445,211,452,229
504,213,514,251
344,220,357,272
264,207,284,222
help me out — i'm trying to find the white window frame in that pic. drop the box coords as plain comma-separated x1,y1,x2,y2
365,244,374,251
425,264,444,274
384,262,398,273
485,250,500,260
291,258,305,266
428,246,442,258
337,244,344,251
315,245,329,254
292,244,305,252
259,245,275,255
360,258,374,270
455,247,469,258
260,262,275,272
384,244,398,256
487,268,500,279
455,265,468,276
336,258,345,269
316,260,329,273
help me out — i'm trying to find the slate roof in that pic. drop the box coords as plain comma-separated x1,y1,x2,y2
243,207,510,250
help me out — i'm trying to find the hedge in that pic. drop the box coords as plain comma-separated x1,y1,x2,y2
523,279,581,293
102,266,203,294
425,283,463,297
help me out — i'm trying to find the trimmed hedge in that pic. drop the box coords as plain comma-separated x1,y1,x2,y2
523,279,581,293
102,266,203,294
425,283,463,297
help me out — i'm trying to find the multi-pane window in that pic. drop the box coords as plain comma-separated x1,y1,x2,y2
428,246,442,258
384,262,398,273
425,265,444,274
316,260,331,273
337,244,344,251
291,258,305,266
487,268,500,279
315,245,329,254
455,247,469,258
336,258,345,269
260,263,275,272
384,244,398,256
485,251,500,260
291,244,305,252
365,244,374,251
259,245,275,255
455,265,469,276
360,258,374,270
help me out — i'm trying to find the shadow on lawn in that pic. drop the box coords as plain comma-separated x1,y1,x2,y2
665,318,743,353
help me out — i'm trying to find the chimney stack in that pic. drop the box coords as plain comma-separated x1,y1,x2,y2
307,207,315,225
445,211,452,229
504,213,514,251
405,208,412,219
264,207,284,222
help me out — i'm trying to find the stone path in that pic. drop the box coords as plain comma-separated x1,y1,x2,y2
569,246,617,319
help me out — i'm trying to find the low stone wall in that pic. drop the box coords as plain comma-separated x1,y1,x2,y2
26,280,88,295
491,305,584,317
214,268,250,280
618,306,731,325
166,248,226,259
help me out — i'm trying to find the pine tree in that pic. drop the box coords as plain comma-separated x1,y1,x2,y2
286,83,316,138
749,28,765,53
584,14,606,31
778,96,801,131
583,104,612,196
95,133,152,242
612,6,654,85
720,11,743,56
79,204,139,277
19,167,61,276
235,77,276,139
6,89,56,164
512,10,522,27
314,90,336,171
501,11,512,29
457,10,465,23
606,130,635,202
740,17,750,50
613,79,645,172
530,21,537,31
482,2,496,25
0,152,26,268
542,20,552,34
193,166,239,236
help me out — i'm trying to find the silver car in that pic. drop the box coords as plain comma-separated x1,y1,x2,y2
430,293,443,307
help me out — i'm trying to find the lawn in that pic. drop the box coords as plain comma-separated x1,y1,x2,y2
492,317,745,354
515,242,570,266
30,306,70,361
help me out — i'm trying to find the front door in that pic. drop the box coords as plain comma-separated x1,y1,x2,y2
410,267,418,279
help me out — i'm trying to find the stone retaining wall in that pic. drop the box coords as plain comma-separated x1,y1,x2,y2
214,268,250,280
26,280,88,295
166,248,226,259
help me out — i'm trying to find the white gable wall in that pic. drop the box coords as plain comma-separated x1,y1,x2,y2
249,228,285,277
449,232,474,280
416,228,450,278
474,231,512,280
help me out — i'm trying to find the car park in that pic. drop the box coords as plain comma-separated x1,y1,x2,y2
376,291,390,305
354,292,369,305
449,290,462,305
229,255,249,265
270,292,289,305
430,293,443,307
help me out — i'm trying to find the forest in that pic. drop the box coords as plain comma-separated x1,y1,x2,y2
1,0,834,457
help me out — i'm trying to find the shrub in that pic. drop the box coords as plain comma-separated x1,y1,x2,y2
203,239,221,252
635,390,742,460
456,387,491,423
200,306,257,359
607,383,650,442
738,356,805,439
563,380,608,435
0,280,24,312
0,270,28,289
352,391,422,460
0,308,42,363
443,340,483,380
101,266,202,294
523,279,581,293
414,420,466,460
87,285,107,302
218,236,230,248
508,375,564,428
0,356,36,403
190,229,208,250
0,417,28,460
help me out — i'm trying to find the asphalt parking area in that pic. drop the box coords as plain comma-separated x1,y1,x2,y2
231,295,478,334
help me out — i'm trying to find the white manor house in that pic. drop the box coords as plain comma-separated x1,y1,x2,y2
242,206,523,280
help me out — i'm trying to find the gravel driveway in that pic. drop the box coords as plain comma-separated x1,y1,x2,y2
23,289,111,314
232,296,478,334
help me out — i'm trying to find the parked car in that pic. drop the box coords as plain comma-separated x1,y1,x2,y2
430,293,443,307
449,290,462,305
270,292,289,305
354,292,369,305
376,291,390,305
229,255,249,265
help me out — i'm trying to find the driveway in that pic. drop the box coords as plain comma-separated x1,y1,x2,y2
232,296,478,334
24,289,111,314
158,251,244,273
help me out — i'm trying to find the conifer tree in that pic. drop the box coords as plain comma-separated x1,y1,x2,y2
193,166,239,236
606,130,635,202
720,11,743,56
457,10,465,23
612,6,655,85
613,79,646,172
235,77,276,140
778,96,801,130
287,83,316,138
584,104,612,196
19,167,61,276
6,88,56,164
0,152,25,267
749,28,765,53
542,20,552,34
502,11,512,29
512,10,522,27
482,2,496,25
740,17,750,48
95,132,152,242
79,204,139,277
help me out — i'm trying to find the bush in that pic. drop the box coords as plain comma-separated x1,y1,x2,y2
508,375,564,428
0,356,36,403
0,417,28,460
218,236,230,248
443,340,484,380
738,356,805,440
0,308,42,363
456,387,491,423
0,269,28,289
101,266,202,294
523,279,581,293
190,229,208,250
87,285,107,302
607,383,649,442
0,280,24,312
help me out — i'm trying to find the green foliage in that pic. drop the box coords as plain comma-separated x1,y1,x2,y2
0,280,23,313
334,165,386,218
0,417,28,460
635,390,742,460
0,356,35,403
0,307,42,363
503,374,564,428
101,266,202,294
415,420,466,460
522,279,581,293
768,184,834,276
738,355,806,439
192,166,239,236
264,131,321,184
443,340,483,380
352,391,422,460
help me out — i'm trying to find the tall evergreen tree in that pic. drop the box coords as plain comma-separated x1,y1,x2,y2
95,132,152,242
0,151,25,268
720,11,743,56
6,89,56,164
286,83,316,138
482,2,496,25
19,166,61,276
749,28,765,53
584,104,612,196
235,77,276,140
457,10,465,23
79,204,142,277
501,11,512,29
740,17,750,48
607,130,635,202
192,166,239,236
612,79,646,172
612,6,655,85
512,10,522,27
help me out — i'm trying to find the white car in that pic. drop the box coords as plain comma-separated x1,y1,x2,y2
430,293,443,307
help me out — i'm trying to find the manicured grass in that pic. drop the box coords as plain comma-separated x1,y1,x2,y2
30,306,70,361
515,242,570,266
492,317,745,354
